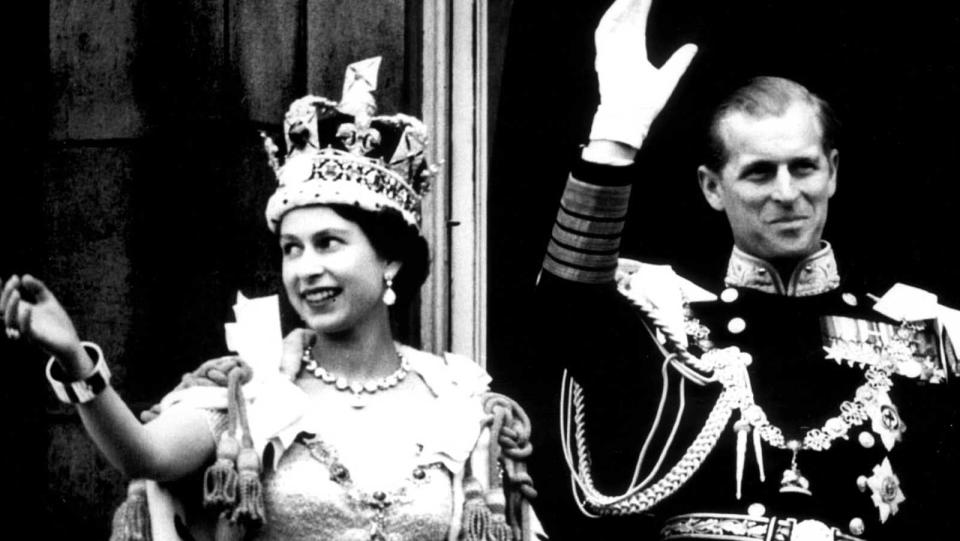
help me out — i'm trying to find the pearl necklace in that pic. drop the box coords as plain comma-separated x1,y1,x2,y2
301,348,410,409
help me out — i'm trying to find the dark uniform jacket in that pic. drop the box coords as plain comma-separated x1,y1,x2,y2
529,158,960,540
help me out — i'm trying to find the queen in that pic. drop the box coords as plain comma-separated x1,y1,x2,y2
1,58,537,541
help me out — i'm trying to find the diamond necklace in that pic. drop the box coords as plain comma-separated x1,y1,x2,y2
301,347,410,409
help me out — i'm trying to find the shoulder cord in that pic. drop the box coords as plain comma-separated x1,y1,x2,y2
112,358,259,541
468,392,538,541
559,293,735,516
223,364,266,527
194,359,265,539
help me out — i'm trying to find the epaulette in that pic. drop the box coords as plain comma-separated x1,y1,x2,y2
615,258,715,349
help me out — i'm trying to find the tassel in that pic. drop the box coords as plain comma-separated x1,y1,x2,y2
734,419,750,500
231,447,265,525
461,477,492,541
204,432,240,508
485,489,514,541
753,424,766,482
214,511,245,541
488,515,513,541
109,479,152,541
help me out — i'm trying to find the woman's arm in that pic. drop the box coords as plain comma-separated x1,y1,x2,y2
2,274,215,481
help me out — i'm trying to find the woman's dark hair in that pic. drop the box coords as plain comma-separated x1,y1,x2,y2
325,203,430,309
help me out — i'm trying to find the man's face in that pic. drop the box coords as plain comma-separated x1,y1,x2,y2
698,102,838,260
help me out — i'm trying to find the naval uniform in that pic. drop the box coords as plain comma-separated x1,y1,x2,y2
528,158,960,540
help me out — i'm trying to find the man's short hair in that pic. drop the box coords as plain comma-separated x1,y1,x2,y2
703,76,839,172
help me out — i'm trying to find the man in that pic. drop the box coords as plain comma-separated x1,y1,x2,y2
530,0,960,539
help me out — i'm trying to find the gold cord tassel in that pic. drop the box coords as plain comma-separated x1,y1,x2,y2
734,420,749,500
753,424,765,482
461,477,492,541
485,489,515,541
214,513,245,541
231,447,266,524
109,479,152,541
204,432,240,507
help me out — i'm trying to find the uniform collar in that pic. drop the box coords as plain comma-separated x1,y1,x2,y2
724,241,840,297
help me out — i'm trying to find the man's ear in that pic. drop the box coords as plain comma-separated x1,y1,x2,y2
827,148,839,198
698,165,726,211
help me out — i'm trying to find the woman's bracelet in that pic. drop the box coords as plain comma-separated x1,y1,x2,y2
45,341,112,404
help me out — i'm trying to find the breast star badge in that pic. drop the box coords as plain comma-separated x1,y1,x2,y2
863,392,906,451
865,457,905,523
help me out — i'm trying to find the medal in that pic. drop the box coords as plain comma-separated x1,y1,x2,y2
865,457,905,523
779,443,812,496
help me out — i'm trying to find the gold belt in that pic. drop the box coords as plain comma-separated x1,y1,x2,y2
661,513,866,541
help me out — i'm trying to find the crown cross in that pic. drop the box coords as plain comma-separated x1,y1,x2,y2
264,57,433,232
336,123,382,155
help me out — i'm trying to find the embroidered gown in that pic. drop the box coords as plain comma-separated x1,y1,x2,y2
161,345,493,541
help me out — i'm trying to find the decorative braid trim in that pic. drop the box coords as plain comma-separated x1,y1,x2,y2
562,374,734,515
542,175,630,284
559,279,736,516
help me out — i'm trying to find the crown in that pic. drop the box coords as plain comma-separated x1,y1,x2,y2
263,57,433,232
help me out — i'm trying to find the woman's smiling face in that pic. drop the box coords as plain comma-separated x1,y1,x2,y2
279,205,398,334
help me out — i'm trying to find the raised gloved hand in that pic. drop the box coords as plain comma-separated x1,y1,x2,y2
590,0,698,149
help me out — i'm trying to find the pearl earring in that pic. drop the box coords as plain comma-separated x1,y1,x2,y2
383,274,397,306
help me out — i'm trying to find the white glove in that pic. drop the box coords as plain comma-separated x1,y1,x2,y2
590,0,698,149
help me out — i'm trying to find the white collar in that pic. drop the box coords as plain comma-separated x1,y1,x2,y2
724,241,840,297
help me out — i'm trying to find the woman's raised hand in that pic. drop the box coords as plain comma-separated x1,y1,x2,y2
589,0,698,150
2,275,84,365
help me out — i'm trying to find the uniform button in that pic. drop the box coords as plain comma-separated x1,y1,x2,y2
849,517,866,536
842,292,858,306
747,503,766,517
720,288,739,303
727,317,746,334
858,431,876,449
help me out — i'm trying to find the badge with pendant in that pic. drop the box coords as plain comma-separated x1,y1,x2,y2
819,316,925,522
780,440,812,496
718,317,931,502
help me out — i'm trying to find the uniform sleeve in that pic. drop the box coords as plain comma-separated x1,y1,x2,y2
529,157,678,536
540,158,634,285
535,157,652,382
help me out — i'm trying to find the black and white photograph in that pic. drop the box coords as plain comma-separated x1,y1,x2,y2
2,1,959,539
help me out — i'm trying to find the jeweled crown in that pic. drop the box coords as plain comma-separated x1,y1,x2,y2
263,57,433,232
